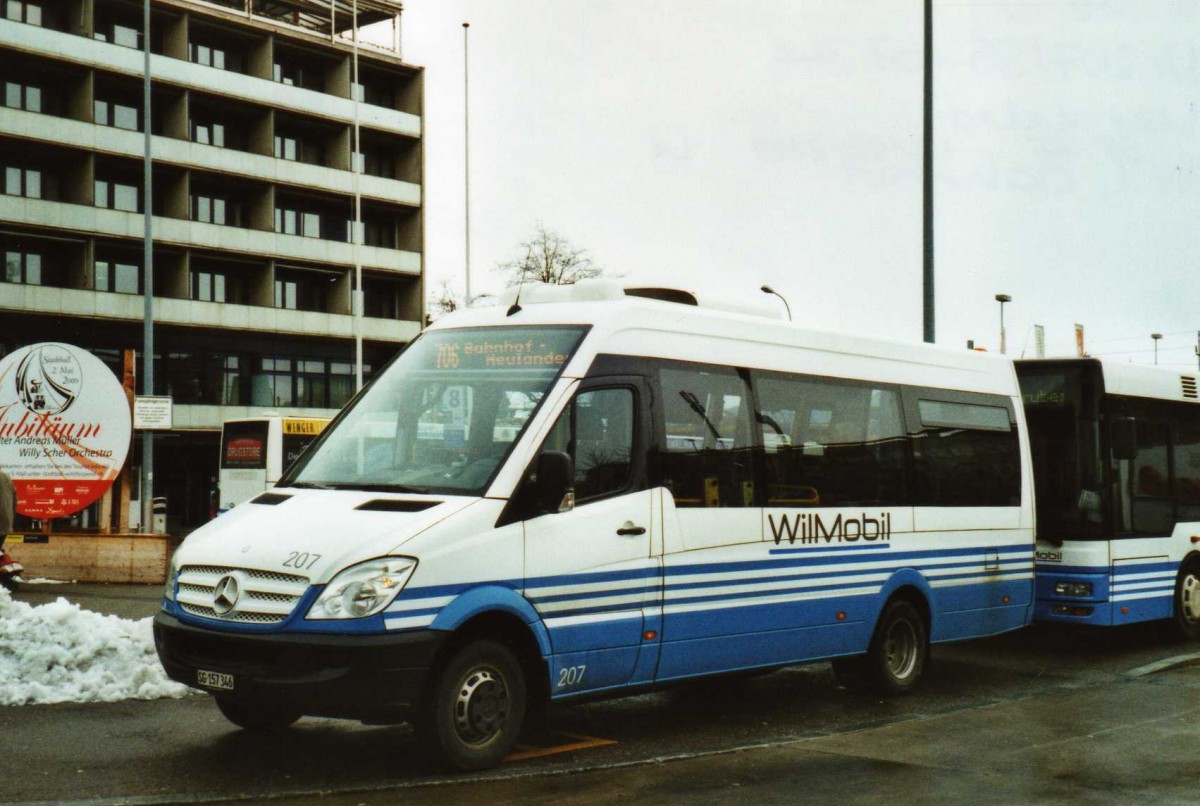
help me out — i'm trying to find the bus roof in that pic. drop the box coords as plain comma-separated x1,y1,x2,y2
430,281,1020,397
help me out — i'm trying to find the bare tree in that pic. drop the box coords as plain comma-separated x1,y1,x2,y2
425,279,461,325
496,223,604,287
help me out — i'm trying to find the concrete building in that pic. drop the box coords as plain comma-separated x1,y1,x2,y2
0,0,423,533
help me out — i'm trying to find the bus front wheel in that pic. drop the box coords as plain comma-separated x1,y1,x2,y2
1173,560,1200,640
418,638,527,771
833,598,927,696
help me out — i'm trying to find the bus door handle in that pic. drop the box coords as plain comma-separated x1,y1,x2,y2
617,522,646,537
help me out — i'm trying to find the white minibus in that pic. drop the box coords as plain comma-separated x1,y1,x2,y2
1016,358,1200,634
217,415,329,514
155,281,1034,770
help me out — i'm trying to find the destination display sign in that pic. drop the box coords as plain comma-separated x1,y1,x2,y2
0,343,132,519
425,327,586,372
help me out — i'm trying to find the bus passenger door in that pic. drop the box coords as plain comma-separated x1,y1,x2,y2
522,378,662,698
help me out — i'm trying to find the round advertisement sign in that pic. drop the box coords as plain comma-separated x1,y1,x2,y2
0,343,132,519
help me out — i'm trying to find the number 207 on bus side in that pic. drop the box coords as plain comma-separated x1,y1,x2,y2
155,282,1036,770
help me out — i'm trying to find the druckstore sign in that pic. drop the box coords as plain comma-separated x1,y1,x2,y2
0,343,132,519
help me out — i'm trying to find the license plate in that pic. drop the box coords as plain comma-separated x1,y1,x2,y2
197,670,235,691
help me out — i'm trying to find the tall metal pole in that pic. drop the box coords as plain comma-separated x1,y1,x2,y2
1152,333,1162,365
352,0,363,391
463,22,471,306
922,0,935,344
141,0,155,532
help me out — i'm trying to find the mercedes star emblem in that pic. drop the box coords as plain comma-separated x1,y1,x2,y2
212,574,241,615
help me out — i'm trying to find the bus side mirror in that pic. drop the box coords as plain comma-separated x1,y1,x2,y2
536,451,575,514
1111,417,1138,461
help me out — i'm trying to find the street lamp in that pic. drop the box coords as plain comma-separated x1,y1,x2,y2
995,294,1011,354
1152,332,1162,365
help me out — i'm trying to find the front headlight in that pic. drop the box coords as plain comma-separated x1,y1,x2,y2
163,553,180,602
307,557,417,620
1054,581,1093,598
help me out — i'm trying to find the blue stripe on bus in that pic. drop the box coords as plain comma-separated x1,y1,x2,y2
382,544,1034,633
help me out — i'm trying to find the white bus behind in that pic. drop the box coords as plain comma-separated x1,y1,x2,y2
218,415,329,514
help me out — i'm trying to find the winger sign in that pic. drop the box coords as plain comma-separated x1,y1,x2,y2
0,343,132,519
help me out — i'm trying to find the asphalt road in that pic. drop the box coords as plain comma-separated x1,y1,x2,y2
4,584,1200,804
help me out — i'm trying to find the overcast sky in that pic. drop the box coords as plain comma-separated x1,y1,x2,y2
382,1,1200,368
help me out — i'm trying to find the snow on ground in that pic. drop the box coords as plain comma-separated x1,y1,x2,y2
0,587,194,706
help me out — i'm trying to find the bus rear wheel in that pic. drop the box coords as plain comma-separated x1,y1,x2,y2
1173,560,1200,640
833,598,927,696
418,638,527,771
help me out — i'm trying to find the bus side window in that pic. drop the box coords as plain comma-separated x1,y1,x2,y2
909,398,1020,507
754,373,906,507
1175,421,1200,522
1129,421,1172,534
532,388,636,506
574,389,634,501
658,364,754,508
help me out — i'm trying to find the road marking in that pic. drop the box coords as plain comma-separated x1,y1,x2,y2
505,731,617,762
1122,651,1200,678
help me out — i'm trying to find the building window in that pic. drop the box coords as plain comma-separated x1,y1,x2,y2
274,134,297,161
250,357,364,409
95,179,140,212
4,165,41,198
275,206,321,238
274,278,297,309
295,360,328,407
273,272,323,311
273,61,321,91
95,22,141,49
191,42,223,69
4,1,42,25
191,119,225,148
192,193,226,224
4,249,41,284
165,352,242,405
95,259,140,294
274,134,321,165
352,80,393,108
192,270,226,302
363,218,395,248
253,358,294,407
363,277,398,318
330,362,356,407
354,149,395,179
4,81,42,112
95,99,140,131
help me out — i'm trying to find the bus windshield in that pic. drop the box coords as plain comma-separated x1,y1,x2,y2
1018,363,1107,541
282,326,587,495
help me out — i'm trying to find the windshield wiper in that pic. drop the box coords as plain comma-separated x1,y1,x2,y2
283,480,430,494
348,483,431,494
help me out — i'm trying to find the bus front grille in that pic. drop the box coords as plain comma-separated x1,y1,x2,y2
176,565,310,624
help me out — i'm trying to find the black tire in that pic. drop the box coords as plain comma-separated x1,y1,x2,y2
0,575,18,593
834,598,927,696
418,638,527,771
215,695,302,732
1173,560,1200,640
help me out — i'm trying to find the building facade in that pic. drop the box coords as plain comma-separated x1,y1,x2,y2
0,0,423,533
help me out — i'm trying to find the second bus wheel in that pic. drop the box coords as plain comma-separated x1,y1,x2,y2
418,638,527,771
833,598,927,696
1173,559,1200,640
